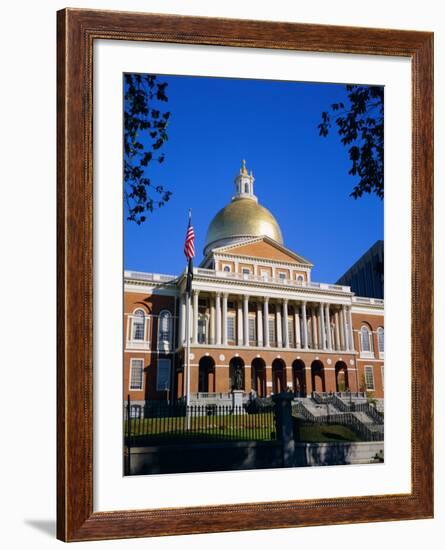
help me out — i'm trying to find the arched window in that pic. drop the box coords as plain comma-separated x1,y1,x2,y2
297,275,304,284
377,327,384,353
244,182,249,193
132,309,145,340
223,265,230,272
158,310,172,351
360,325,372,353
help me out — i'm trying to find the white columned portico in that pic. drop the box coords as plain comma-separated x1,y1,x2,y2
282,299,289,348
222,293,228,345
179,294,186,345
237,298,243,346
301,301,308,349
342,304,349,350
215,292,222,345
263,297,270,347
243,295,250,346
192,290,199,344
325,303,332,350
347,306,355,351
257,301,263,347
294,304,301,349
319,302,326,350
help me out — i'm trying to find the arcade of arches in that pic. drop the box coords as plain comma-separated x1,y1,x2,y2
177,354,357,398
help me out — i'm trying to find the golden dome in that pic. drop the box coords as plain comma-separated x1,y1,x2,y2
204,197,283,253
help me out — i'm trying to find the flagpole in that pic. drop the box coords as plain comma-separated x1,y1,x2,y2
184,209,193,430
185,286,191,429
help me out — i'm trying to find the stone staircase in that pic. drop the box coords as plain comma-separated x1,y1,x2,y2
294,394,384,441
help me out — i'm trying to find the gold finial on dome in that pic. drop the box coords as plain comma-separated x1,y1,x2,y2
241,159,248,175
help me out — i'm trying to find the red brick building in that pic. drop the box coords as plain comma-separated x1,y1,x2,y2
124,162,384,410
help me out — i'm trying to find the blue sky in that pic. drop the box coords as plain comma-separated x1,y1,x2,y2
124,75,383,283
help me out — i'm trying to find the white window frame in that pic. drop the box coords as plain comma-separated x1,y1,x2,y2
377,326,384,358
222,264,231,272
278,271,287,280
129,358,144,391
158,310,173,352
360,324,374,358
197,313,208,344
260,269,269,281
227,314,236,342
268,317,276,346
248,315,257,345
287,318,295,347
131,308,146,341
126,309,150,350
364,365,375,391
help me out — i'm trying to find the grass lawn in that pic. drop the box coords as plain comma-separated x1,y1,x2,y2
298,423,362,443
125,412,276,444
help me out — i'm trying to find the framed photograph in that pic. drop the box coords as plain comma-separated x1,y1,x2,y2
57,8,433,542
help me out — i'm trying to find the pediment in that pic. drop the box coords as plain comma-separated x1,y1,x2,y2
213,237,312,266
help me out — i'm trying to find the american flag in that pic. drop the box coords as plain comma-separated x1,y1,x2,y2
184,215,195,260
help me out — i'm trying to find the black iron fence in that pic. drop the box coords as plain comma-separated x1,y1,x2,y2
125,400,276,446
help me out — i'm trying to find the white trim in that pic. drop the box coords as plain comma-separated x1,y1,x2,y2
128,357,144,392
364,365,375,391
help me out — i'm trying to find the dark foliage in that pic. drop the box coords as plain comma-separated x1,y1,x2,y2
318,85,384,200
124,74,172,224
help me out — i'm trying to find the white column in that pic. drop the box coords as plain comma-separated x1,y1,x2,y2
179,294,186,345
215,292,221,345
334,310,341,351
237,298,243,346
257,301,263,347
311,308,318,349
294,304,301,349
282,299,289,348
301,301,308,349
243,295,249,346
342,305,349,350
325,304,332,350
210,296,216,345
276,306,282,348
192,290,199,344
348,306,355,351
263,297,270,347
222,293,228,345
319,302,326,350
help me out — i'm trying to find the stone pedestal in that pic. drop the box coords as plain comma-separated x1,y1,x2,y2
232,390,244,412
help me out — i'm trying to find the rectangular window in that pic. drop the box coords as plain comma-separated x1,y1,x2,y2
197,318,206,344
364,366,375,391
260,269,269,281
269,317,276,345
242,268,250,274
288,319,295,346
129,359,144,390
227,316,235,341
156,358,171,391
249,316,256,344
278,271,286,280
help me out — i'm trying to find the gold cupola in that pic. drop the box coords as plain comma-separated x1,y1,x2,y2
203,161,283,255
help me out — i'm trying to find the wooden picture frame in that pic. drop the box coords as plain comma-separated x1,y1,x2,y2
57,8,433,542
